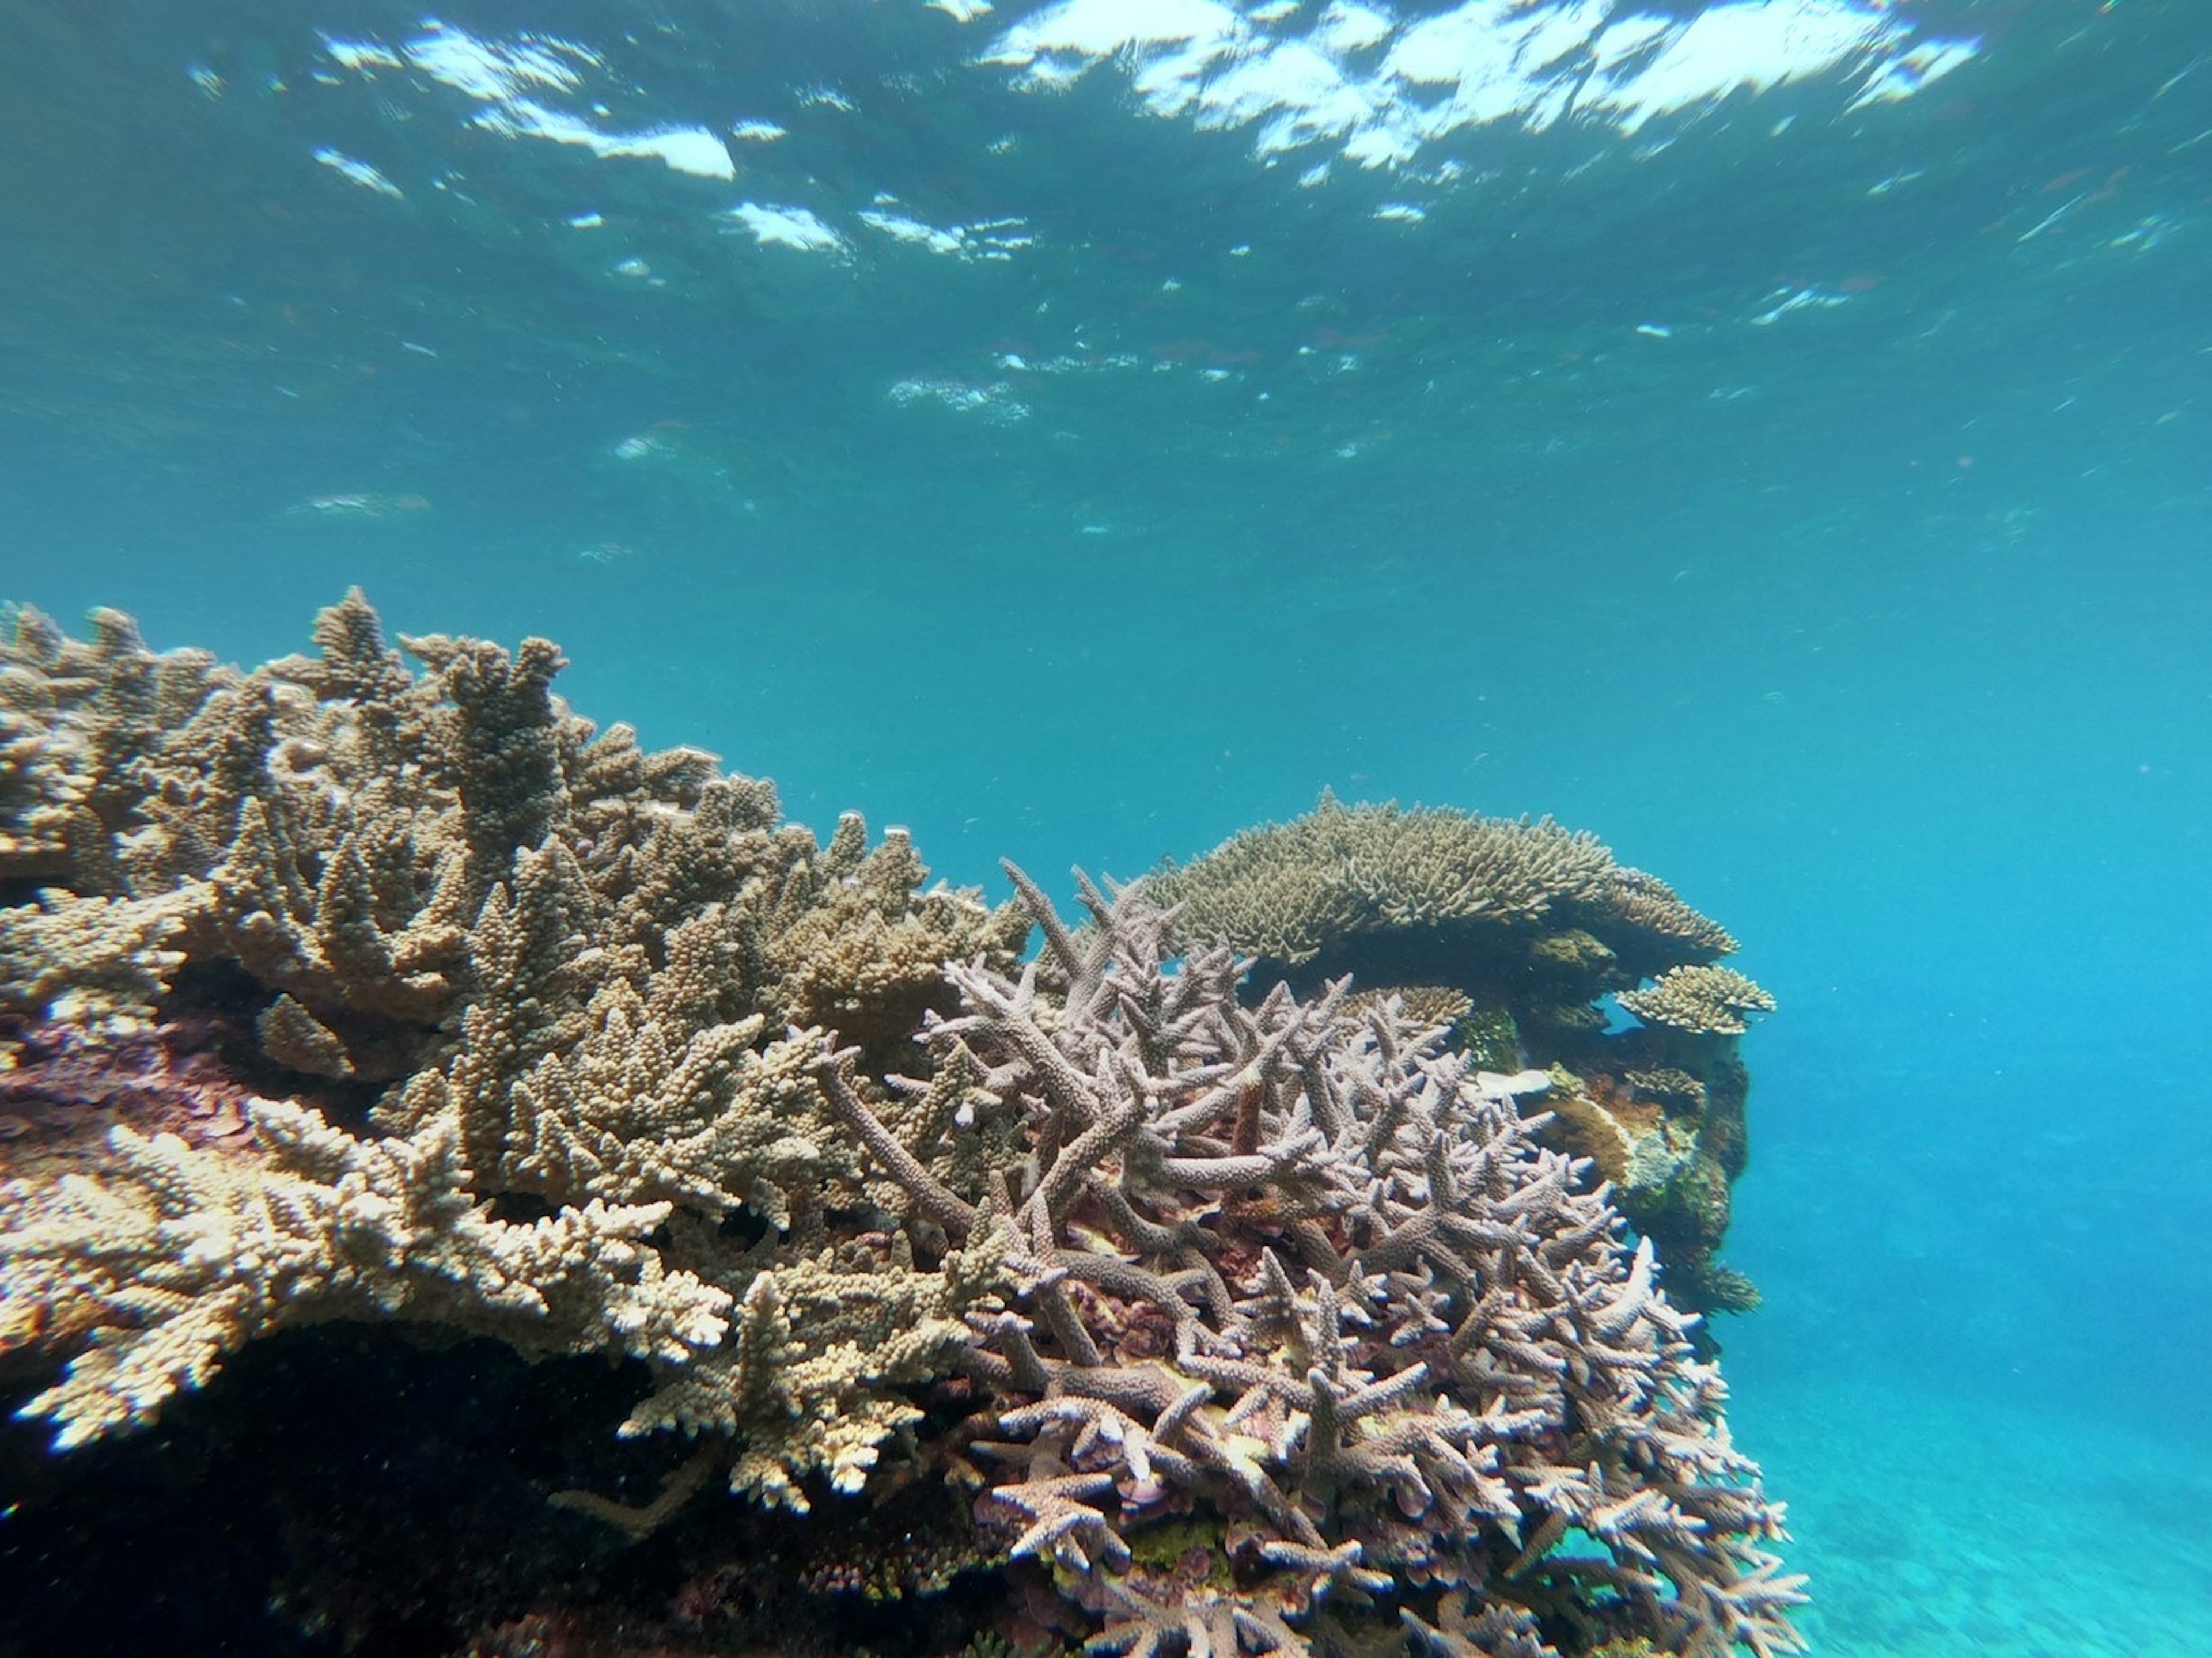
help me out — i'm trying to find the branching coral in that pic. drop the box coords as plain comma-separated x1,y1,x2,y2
1139,794,1733,982
1138,797,1770,1321
1616,966,1776,1038
1,595,1029,1500
824,868,1805,1657
5,1099,733,1450
1,600,1800,1658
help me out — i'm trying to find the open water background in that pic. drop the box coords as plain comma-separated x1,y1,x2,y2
4,2,2209,1651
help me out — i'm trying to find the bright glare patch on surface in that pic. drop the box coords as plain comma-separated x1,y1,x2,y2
471,101,735,177
888,377,1032,422
862,210,968,256
985,0,1979,166
1848,37,1979,108
858,208,1032,260
313,147,403,198
619,128,734,178
984,0,1247,65
404,21,599,101
319,36,404,73
1749,284,1850,324
1198,39,1384,161
727,202,850,253
1317,5,1393,54
305,2,1982,289
2107,213,2176,254
1581,2,1895,134
321,23,730,179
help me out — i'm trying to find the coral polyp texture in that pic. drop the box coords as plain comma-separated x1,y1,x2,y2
859,870,1803,1658
1139,798,1775,1317
0,598,1800,1657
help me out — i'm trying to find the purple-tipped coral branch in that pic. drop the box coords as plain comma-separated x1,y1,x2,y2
843,864,1805,1657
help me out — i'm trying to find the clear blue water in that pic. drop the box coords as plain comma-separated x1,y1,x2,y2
4,2,2208,1651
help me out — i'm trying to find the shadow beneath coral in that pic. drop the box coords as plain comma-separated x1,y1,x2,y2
0,1324,1001,1657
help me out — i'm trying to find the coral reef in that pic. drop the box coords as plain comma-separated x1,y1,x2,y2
0,600,1798,1657
1138,795,1774,1317
849,870,1806,1657
0,591,1028,1471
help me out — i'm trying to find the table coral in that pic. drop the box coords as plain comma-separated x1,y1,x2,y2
1616,966,1778,1038
1137,795,1773,1319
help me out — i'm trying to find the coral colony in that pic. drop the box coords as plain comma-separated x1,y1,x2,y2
0,595,1801,1656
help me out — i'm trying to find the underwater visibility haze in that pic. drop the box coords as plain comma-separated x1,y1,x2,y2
2,1,2208,1655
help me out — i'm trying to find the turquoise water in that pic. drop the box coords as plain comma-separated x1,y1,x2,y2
3,1,2208,1652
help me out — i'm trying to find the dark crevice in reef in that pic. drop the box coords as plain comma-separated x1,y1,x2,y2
0,1325,1005,1658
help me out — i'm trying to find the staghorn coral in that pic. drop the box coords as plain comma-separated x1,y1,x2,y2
1139,798,1768,1321
822,869,1804,1658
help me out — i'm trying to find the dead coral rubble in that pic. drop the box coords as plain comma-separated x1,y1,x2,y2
0,598,1800,1657
1141,795,1774,1317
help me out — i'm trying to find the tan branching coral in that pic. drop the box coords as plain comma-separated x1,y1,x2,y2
1141,792,1624,966
1141,794,1733,986
619,1230,1010,1512
1618,966,1777,1037
6,1103,733,1450
1590,868,1738,961
0,888,190,1034
0,592,1025,1078
1,595,1029,1499
748,814,1031,1062
0,705,79,878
